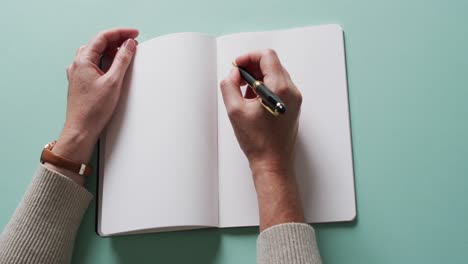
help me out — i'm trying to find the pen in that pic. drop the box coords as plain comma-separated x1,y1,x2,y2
232,62,286,116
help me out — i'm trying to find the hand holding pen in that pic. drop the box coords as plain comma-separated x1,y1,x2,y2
220,49,303,168
232,62,286,116
220,49,304,230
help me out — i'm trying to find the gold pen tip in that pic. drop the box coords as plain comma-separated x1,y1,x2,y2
231,61,238,67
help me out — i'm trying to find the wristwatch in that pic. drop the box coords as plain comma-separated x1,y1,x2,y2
40,141,92,176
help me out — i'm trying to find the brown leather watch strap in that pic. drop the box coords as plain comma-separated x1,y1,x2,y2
40,141,92,176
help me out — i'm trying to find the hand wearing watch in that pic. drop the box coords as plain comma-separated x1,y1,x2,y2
40,141,93,177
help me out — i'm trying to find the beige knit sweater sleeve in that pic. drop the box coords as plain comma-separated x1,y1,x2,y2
0,165,321,264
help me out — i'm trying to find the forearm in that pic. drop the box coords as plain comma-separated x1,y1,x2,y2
251,161,304,231
0,165,92,264
252,165,322,263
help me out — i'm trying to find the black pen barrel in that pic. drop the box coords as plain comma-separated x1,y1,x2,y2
256,84,282,110
238,67,256,85
236,65,286,115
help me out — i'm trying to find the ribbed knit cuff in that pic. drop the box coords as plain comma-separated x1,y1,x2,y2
257,223,322,264
0,164,93,264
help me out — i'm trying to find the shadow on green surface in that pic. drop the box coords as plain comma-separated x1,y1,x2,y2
315,219,358,233
110,228,221,264
219,226,258,236
108,222,258,263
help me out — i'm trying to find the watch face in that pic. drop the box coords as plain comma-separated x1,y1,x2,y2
44,141,57,150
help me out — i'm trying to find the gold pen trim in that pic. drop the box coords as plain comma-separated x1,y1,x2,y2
231,61,279,117
252,80,262,91
259,98,279,116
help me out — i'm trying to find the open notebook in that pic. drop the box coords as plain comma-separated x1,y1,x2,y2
97,24,356,236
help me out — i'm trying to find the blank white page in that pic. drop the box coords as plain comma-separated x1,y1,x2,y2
216,25,356,227
98,33,219,236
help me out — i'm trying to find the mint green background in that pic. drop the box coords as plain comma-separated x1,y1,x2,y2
1,0,467,263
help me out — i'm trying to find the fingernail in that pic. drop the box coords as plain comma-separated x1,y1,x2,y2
124,39,136,52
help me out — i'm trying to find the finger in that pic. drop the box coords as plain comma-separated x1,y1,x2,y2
220,67,245,112
236,49,294,102
82,28,139,65
75,45,86,57
102,38,140,59
66,65,71,81
235,49,284,82
101,39,140,73
105,39,137,83
100,42,123,72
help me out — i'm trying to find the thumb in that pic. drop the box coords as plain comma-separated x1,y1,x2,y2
106,38,137,81
220,68,245,113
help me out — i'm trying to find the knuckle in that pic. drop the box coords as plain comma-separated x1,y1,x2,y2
106,75,120,87
66,65,72,75
72,57,81,67
75,45,86,55
264,48,277,57
296,91,303,106
73,53,86,67
274,81,289,97
73,55,87,68
96,30,107,39
116,52,131,65
264,49,282,70
227,104,243,118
